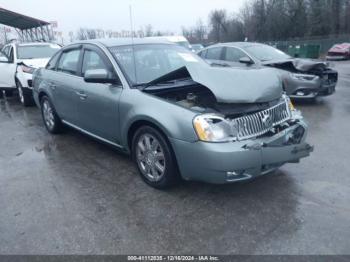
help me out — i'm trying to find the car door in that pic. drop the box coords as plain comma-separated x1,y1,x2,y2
48,47,83,124
75,45,122,143
0,46,17,88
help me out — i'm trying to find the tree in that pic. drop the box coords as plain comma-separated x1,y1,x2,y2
209,9,228,42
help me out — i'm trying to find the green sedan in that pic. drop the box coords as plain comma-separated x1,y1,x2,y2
32,38,313,189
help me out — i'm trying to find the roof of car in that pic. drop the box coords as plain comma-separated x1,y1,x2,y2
4,42,60,47
76,38,175,47
17,42,60,47
209,42,266,49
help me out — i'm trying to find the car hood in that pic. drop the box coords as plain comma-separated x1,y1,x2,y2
147,62,283,104
262,58,329,72
19,58,50,69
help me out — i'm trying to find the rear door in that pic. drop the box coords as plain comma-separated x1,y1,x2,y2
74,44,122,143
0,45,17,88
49,46,83,124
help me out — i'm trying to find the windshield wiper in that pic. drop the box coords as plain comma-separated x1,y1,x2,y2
210,62,231,67
141,78,191,90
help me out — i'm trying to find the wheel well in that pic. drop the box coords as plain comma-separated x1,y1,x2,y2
127,120,180,176
38,91,48,103
127,120,169,152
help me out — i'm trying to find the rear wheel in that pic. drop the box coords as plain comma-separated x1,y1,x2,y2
132,126,180,189
17,81,34,107
40,96,63,134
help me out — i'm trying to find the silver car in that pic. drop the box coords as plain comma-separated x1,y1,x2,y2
198,42,338,100
33,38,313,189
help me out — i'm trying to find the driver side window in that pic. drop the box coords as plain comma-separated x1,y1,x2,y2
82,50,110,76
224,47,247,62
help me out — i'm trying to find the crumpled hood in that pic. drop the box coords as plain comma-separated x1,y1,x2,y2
185,62,283,103
19,58,50,69
262,58,329,72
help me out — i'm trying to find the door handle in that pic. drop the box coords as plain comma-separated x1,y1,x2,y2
75,91,88,100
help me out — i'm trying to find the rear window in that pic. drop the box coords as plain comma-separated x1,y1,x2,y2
17,44,61,59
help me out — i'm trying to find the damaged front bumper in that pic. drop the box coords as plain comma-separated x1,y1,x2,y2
170,120,313,184
287,72,337,99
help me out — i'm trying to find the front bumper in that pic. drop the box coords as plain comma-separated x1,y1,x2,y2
287,77,337,99
170,121,313,184
326,55,349,61
16,72,33,90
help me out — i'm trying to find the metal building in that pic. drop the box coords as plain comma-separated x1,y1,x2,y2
0,7,54,43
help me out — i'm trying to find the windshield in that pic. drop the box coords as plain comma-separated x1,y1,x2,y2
17,44,61,59
244,45,291,62
192,44,203,51
177,41,192,50
109,44,201,85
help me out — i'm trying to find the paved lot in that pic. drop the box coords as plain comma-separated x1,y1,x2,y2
1,61,350,255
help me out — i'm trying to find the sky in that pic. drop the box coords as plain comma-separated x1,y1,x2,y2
0,0,246,36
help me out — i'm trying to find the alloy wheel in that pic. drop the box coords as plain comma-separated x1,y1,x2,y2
18,86,24,104
42,100,55,130
136,134,166,182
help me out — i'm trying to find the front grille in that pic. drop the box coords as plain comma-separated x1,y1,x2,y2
230,99,292,140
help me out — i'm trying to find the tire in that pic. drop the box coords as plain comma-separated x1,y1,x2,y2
17,81,34,107
4,90,13,97
132,126,180,189
0,91,3,99
40,96,63,134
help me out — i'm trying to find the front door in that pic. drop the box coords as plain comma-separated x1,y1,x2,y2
75,46,122,143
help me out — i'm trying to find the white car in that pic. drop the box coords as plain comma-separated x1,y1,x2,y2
0,42,61,106
147,36,195,52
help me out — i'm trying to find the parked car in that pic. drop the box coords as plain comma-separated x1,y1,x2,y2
326,43,350,60
198,42,338,100
147,36,194,51
0,42,61,105
32,38,313,189
192,44,204,52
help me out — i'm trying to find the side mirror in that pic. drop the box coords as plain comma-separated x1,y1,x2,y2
84,69,119,84
239,57,254,65
0,56,9,63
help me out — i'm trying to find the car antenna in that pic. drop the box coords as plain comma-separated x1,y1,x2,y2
129,5,138,84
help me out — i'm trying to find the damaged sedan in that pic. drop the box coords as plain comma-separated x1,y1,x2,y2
32,39,313,189
198,42,338,100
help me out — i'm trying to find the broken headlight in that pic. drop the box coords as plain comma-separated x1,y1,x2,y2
290,73,318,81
21,65,36,74
193,114,238,142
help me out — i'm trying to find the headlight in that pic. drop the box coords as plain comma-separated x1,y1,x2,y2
21,65,36,74
193,114,238,142
290,73,318,81
285,96,295,111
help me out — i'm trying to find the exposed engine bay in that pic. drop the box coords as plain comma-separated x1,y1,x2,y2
146,83,280,118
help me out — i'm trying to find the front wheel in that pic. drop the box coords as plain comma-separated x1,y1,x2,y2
40,96,63,134
4,90,13,97
17,82,34,107
132,126,180,189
